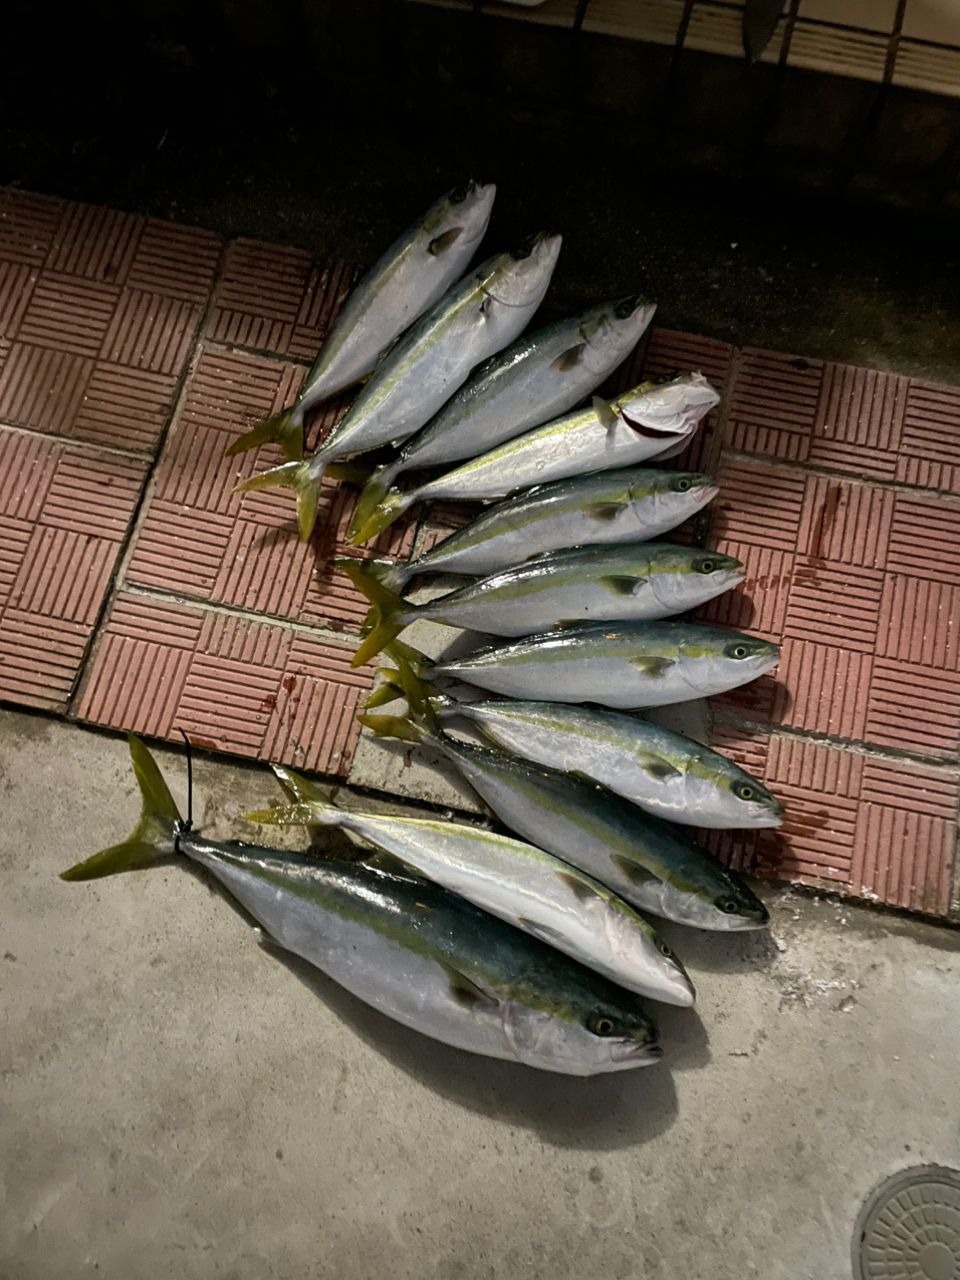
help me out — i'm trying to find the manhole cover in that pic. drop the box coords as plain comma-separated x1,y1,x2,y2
854,1165,960,1280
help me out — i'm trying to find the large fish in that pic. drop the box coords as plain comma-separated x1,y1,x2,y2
359,468,719,592
349,372,720,544
61,735,661,1076
374,623,779,709
225,181,496,461
347,295,657,540
430,694,784,829
243,768,694,1005
340,543,745,666
236,233,563,542
359,670,768,931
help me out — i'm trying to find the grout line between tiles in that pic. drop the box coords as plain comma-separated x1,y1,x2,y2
715,709,960,774
67,235,231,717
722,446,960,503
0,417,152,462
114,583,363,653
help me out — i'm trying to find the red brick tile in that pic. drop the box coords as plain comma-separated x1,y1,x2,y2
712,458,807,550
726,348,822,461
0,343,93,435
702,541,793,641
0,260,38,339
796,474,894,566
45,202,144,284
864,659,960,758
783,558,884,653
73,364,180,453
205,239,313,355
0,188,64,266
287,259,357,363
100,289,200,374
18,273,119,358
897,379,960,495
125,346,414,629
126,218,221,302
887,491,960,586
808,363,907,480
76,593,370,775
0,427,147,709
877,574,960,671
774,637,873,740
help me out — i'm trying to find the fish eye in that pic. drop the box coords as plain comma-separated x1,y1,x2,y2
614,294,643,319
674,477,692,492
717,897,741,914
728,643,749,659
658,941,674,958
591,1015,616,1037
698,559,716,574
736,783,755,801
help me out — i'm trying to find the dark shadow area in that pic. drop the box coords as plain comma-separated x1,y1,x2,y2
1,2,958,379
260,937,682,1151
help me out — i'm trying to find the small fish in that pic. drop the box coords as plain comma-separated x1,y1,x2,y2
371,617,779,710
359,664,768,931
236,233,563,542
61,734,661,1076
355,468,719,593
349,372,720,544
243,769,694,1005
339,544,745,667
347,295,657,540
224,182,496,462
434,695,784,829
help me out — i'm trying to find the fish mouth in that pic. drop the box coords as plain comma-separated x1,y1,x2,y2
611,1039,663,1065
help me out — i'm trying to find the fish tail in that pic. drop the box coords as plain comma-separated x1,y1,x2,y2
361,667,404,709
346,461,401,543
60,734,182,881
336,557,414,667
224,407,305,461
346,487,415,547
234,460,324,541
385,647,442,734
357,712,424,745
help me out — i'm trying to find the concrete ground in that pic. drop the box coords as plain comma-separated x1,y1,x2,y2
2,708,958,1280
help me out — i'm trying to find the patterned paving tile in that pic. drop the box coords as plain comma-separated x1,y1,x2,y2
0,192,219,454
0,426,147,709
75,593,369,776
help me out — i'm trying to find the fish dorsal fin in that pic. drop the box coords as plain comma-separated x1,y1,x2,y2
601,575,647,596
441,962,500,1010
428,226,463,256
586,501,626,523
592,396,619,432
551,343,585,373
628,656,675,676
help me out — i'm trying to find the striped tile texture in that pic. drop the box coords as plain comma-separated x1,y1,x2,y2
1,186,959,913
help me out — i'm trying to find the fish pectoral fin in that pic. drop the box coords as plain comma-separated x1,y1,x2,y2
592,395,619,433
634,751,682,780
441,962,500,1010
516,916,567,945
628,656,675,676
601,574,647,596
586,501,627,523
428,226,463,256
555,869,598,902
360,850,426,883
612,854,656,886
551,343,585,372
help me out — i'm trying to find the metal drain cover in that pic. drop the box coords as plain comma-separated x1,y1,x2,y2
854,1165,960,1279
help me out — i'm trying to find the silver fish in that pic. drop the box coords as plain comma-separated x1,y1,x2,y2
61,735,661,1076
380,622,779,709
244,768,694,1005
347,295,657,540
237,233,563,541
340,544,745,666
226,181,496,460
361,468,719,592
434,695,784,829
349,372,719,544
359,676,768,932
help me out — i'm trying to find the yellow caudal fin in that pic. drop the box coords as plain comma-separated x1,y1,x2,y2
234,460,323,541
225,408,304,461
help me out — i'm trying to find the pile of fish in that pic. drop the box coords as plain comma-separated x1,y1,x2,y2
63,182,783,1078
